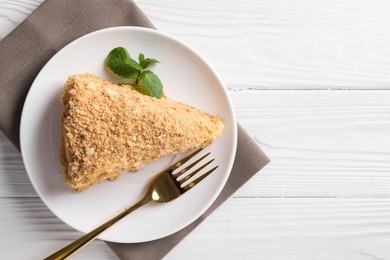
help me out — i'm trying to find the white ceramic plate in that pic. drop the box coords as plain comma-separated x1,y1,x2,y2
20,27,237,243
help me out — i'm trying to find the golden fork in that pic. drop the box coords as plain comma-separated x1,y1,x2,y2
45,148,218,260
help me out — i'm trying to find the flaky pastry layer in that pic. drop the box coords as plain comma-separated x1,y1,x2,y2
60,73,224,191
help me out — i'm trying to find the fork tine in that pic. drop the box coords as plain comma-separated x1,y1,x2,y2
177,158,214,184
182,166,219,191
165,148,203,172
172,152,210,178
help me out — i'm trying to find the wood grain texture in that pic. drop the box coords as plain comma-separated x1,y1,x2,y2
1,91,389,198
1,0,390,259
136,0,390,89
232,90,390,198
0,0,43,39
0,198,116,259
1,197,390,260
2,0,390,89
0,136,37,198
168,198,390,260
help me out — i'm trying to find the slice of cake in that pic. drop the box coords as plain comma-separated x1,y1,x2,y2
60,73,224,191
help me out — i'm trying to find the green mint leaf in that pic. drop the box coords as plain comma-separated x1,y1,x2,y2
136,70,163,98
106,48,164,97
138,53,145,64
107,63,139,79
107,47,143,79
140,58,160,69
126,57,143,72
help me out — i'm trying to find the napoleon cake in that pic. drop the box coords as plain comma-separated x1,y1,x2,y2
60,73,224,191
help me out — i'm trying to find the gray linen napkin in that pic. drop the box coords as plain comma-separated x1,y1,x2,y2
0,0,270,258
107,123,269,259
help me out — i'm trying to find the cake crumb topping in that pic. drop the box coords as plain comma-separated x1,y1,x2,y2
60,73,224,191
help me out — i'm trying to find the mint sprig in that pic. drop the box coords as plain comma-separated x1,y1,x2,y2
106,47,163,98
138,53,159,69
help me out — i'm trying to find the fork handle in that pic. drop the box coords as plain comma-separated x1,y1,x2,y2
45,197,149,260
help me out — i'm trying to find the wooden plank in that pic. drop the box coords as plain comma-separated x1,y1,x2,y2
136,0,390,89
0,136,37,197
1,90,389,198
1,0,390,89
0,198,117,259
1,197,390,259
168,197,390,260
232,90,390,198
0,0,43,39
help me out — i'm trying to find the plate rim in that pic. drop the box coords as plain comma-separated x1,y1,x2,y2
20,26,237,242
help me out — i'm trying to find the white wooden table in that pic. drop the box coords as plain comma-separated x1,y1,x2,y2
1,0,390,259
